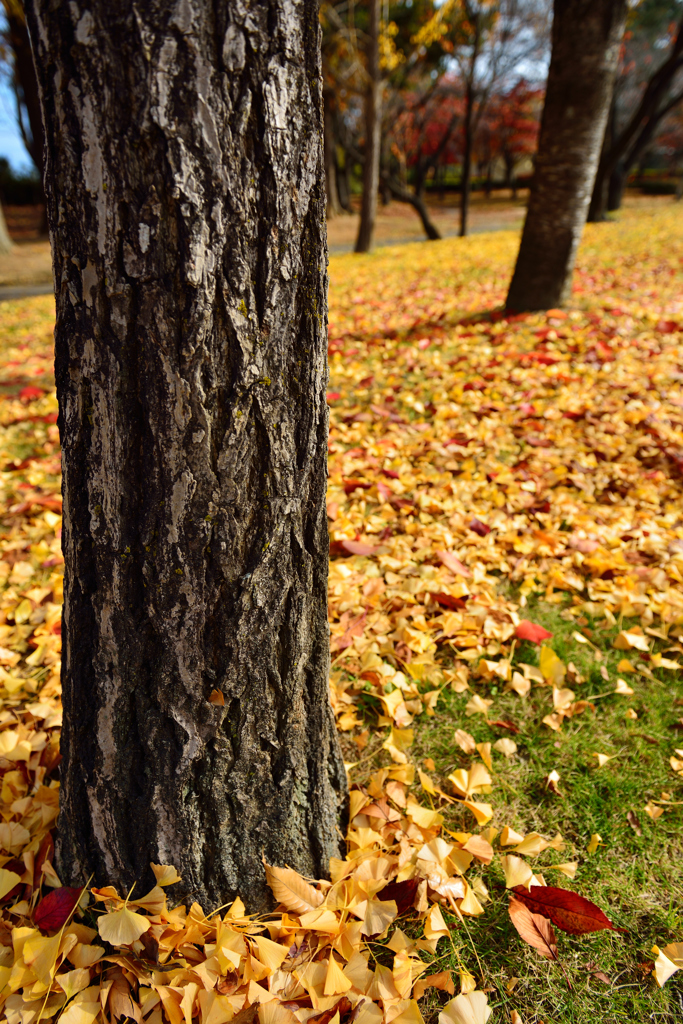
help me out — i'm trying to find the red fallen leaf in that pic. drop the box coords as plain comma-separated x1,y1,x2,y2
436,550,472,577
382,469,400,479
19,385,45,401
377,877,419,916
34,886,82,931
512,885,626,936
342,479,372,495
326,392,340,402
341,540,377,557
432,592,469,610
487,718,521,734
515,620,553,644
469,518,491,537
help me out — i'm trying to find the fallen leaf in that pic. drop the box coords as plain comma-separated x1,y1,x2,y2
626,811,642,836
512,885,625,935
97,905,151,945
264,862,324,912
34,886,82,931
652,942,683,986
508,897,559,960
515,620,552,644
439,991,492,1024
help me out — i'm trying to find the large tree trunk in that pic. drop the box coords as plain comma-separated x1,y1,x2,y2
506,0,627,312
355,0,381,252
25,0,347,912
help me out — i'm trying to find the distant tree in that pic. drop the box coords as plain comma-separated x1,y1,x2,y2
25,0,346,910
506,0,627,312
413,0,549,236
383,79,462,239
479,80,543,196
356,0,382,251
588,0,683,220
0,0,46,230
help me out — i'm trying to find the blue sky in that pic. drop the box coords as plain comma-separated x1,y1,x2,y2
0,77,33,173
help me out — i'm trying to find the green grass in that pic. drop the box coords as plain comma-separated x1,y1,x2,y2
349,597,683,1022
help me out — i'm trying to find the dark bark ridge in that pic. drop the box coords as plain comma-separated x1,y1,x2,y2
26,0,347,911
506,0,627,311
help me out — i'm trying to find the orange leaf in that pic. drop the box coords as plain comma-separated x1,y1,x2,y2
508,897,558,960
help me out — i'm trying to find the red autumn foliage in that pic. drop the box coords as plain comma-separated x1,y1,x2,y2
34,886,82,931
511,885,626,935
515,619,553,644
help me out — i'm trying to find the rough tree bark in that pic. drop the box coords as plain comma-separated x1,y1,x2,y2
25,0,347,911
355,0,381,253
506,0,627,311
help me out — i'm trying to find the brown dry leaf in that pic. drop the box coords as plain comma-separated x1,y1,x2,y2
626,811,642,836
508,897,559,961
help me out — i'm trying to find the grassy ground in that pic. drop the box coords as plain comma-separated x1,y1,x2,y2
345,594,683,1023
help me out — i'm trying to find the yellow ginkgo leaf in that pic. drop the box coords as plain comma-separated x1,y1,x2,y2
253,935,289,973
592,752,616,767
652,943,683,987
439,991,492,1024
500,854,534,889
0,867,21,900
324,954,353,995
263,862,323,913
475,742,492,769
97,905,151,945
150,863,182,886
540,646,565,686
587,833,603,855
465,694,492,717
454,729,476,754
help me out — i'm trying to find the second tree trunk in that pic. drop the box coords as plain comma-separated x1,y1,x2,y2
506,0,627,311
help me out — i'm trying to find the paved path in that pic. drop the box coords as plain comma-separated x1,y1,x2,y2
0,283,53,302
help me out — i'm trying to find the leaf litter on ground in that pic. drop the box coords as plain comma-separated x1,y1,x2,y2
0,206,682,1023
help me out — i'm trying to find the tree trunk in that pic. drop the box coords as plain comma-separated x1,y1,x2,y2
324,90,343,218
587,93,616,222
506,0,627,312
587,13,683,224
0,203,13,254
25,0,347,912
606,163,626,211
459,81,474,238
355,0,381,252
383,174,442,239
337,150,353,212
